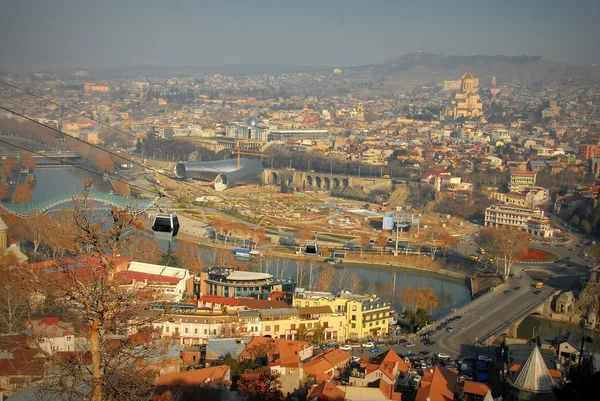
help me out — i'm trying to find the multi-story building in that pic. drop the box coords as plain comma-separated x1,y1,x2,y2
297,306,347,343
267,129,328,142
509,170,537,192
157,314,242,346
293,290,393,340
197,267,282,299
579,144,600,160
484,204,553,237
26,317,83,354
495,187,550,209
83,82,110,92
225,122,270,141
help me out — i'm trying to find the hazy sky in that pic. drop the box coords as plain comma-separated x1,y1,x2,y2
1,0,599,69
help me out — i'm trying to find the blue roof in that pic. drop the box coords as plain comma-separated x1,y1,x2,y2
232,248,251,254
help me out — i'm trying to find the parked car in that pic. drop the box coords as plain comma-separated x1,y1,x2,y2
437,353,451,359
339,345,352,351
362,342,375,348
351,356,362,363
370,347,382,353
405,342,416,348
447,327,454,332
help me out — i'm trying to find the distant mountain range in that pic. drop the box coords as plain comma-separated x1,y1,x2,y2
348,52,600,91
14,52,600,93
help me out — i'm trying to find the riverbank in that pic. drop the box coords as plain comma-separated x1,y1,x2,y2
174,229,490,296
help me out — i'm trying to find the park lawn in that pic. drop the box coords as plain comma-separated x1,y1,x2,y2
589,245,600,258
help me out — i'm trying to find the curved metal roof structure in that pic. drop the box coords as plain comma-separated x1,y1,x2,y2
175,158,263,191
0,192,159,218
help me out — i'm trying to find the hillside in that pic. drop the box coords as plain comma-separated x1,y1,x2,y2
344,52,600,93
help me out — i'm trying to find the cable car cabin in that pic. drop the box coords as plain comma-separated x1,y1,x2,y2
304,240,318,256
152,213,180,241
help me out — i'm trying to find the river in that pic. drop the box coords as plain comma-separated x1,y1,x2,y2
30,167,472,319
517,315,600,353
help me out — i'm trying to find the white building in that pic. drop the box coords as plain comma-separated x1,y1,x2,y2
484,204,553,237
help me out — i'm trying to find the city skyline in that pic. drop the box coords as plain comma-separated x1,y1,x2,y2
1,0,599,70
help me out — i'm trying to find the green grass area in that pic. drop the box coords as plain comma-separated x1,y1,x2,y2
589,245,600,258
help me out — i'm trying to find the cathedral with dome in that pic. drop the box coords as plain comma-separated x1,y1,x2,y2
445,70,484,119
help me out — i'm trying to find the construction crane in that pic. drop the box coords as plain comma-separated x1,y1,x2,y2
236,148,264,169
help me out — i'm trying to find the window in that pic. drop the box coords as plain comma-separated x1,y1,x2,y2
194,328,198,334
291,324,296,330
352,305,357,311
165,327,170,333
39,338,45,343
313,302,318,306
323,322,328,328
204,329,208,335
265,325,271,331
351,315,356,321
305,302,309,307
185,328,189,334
351,323,356,329
174,327,179,334
66,336,72,341
274,325,280,332
307,323,312,329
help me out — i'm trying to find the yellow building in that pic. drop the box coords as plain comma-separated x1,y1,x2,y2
445,70,483,119
293,290,393,340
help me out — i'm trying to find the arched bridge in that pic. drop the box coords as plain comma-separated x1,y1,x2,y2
263,169,393,193
0,192,160,218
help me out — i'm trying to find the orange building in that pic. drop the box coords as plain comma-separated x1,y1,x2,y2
578,144,600,160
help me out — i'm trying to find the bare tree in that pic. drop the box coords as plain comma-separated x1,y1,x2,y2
346,273,362,294
478,226,530,278
25,181,170,401
315,265,336,292
0,253,30,334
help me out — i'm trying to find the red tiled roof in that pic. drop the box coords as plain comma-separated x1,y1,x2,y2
416,366,457,401
463,380,490,396
307,381,345,401
156,365,230,387
116,271,180,284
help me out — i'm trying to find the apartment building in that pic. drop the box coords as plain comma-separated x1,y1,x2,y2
509,170,537,192
579,144,600,160
484,204,553,237
293,290,393,340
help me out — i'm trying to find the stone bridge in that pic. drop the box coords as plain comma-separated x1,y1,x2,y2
480,289,557,345
262,169,393,193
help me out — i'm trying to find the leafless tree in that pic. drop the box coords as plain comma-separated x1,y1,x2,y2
22,181,171,401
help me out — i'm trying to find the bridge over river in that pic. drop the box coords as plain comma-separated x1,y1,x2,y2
0,192,159,218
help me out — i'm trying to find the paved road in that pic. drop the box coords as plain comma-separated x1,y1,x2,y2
433,272,555,357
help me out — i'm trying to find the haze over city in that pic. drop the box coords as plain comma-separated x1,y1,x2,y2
1,0,600,69
2,1,600,401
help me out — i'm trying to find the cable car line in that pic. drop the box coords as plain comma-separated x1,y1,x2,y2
0,138,156,199
0,137,180,240
0,79,233,178
0,104,220,198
